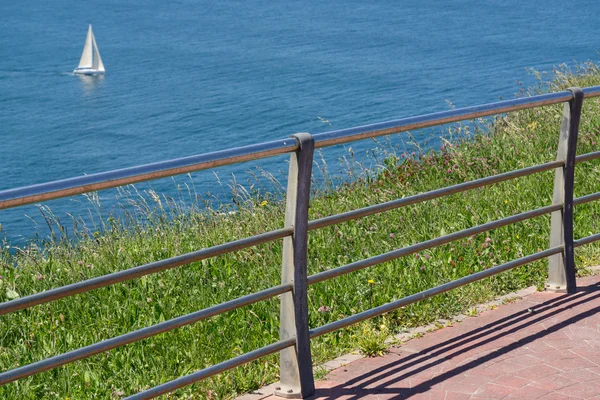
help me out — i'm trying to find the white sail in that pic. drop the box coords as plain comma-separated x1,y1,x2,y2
91,32,105,72
77,25,94,69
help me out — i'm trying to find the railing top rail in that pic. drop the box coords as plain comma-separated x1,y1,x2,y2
0,138,299,211
2,86,600,211
312,91,573,147
582,85,600,98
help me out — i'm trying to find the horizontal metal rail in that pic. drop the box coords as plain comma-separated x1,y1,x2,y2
574,233,600,248
308,160,563,231
308,203,561,285
125,337,296,400
0,227,292,316
3,86,600,212
310,246,563,338
311,92,573,148
582,86,600,98
0,283,292,386
573,192,600,206
575,150,600,163
0,139,299,211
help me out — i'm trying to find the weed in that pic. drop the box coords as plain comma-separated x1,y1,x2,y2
356,320,390,357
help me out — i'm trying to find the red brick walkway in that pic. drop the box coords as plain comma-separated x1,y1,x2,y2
308,274,600,400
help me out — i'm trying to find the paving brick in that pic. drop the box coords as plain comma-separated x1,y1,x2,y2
557,381,600,398
567,348,600,364
444,393,471,400
403,390,446,400
472,383,516,398
526,341,560,353
544,339,593,350
505,354,546,367
565,326,599,340
532,374,579,390
559,368,600,382
484,360,528,374
490,374,531,388
506,384,552,399
440,381,480,394
537,393,579,400
546,356,599,371
513,364,562,380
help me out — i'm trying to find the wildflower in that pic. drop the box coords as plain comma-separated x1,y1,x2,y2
424,254,430,260
147,298,153,303
368,279,375,284
420,266,425,271
504,200,508,204
318,305,331,313
36,274,43,281
260,200,268,207
415,253,421,259
389,233,395,238
485,237,492,243
516,235,520,239
78,261,83,266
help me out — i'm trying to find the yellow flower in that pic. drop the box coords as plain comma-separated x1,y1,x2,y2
367,279,375,284
260,200,268,207
504,200,508,204
516,235,520,239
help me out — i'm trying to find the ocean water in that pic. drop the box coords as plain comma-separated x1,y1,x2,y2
1,0,600,242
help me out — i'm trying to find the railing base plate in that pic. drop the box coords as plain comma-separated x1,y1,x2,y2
545,283,568,293
273,384,304,399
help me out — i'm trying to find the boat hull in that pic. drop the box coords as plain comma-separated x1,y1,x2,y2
73,68,104,76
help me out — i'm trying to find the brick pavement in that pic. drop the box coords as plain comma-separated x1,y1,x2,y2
255,274,600,400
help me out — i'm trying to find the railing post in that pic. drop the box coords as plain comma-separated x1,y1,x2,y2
547,87,583,294
275,133,315,398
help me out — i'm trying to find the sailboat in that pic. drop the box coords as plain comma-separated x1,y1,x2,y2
73,25,105,75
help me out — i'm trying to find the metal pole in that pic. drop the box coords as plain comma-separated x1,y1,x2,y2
275,133,315,398
547,87,583,293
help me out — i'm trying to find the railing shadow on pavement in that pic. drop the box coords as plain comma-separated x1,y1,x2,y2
312,280,600,400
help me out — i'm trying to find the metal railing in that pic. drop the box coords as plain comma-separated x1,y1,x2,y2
1,86,600,399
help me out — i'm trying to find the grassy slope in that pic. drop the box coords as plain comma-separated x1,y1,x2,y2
2,65,600,399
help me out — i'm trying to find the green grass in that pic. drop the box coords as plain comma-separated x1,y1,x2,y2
2,63,600,399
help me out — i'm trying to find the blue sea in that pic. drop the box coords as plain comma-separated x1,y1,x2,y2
2,0,600,243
